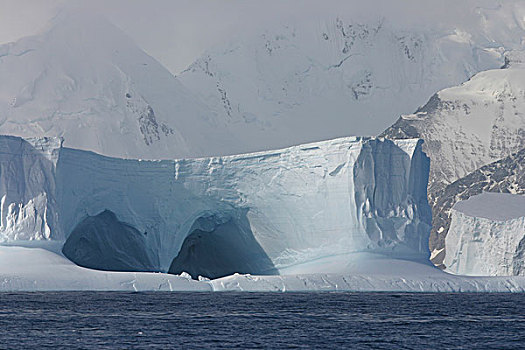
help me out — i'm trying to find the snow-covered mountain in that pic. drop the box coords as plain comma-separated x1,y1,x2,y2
383,52,525,194
2,3,525,160
178,4,525,147
0,9,245,159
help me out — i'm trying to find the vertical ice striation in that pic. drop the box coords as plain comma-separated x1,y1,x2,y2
0,135,431,275
0,136,62,241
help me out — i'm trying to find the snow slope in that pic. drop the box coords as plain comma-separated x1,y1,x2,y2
444,193,525,276
0,134,431,278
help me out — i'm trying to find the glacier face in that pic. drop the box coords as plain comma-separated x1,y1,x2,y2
0,136,61,241
444,193,525,276
0,135,431,277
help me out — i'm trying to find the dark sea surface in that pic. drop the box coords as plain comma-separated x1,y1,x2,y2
0,292,524,349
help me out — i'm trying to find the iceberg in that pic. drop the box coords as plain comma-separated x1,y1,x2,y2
0,134,432,277
444,193,525,276
2,133,525,292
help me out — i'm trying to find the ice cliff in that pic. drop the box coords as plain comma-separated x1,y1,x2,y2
444,193,525,276
0,136,61,241
0,135,431,278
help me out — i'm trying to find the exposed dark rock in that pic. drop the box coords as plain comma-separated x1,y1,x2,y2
138,105,174,145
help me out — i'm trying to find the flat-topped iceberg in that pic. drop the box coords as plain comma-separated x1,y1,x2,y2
444,193,525,276
0,135,431,277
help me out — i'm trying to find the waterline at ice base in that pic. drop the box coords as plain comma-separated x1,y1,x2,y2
1,134,524,292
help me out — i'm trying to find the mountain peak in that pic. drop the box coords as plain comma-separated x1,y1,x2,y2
0,6,238,160
48,1,113,29
39,4,136,58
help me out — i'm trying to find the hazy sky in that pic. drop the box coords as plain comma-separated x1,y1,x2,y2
0,0,248,74
0,0,506,74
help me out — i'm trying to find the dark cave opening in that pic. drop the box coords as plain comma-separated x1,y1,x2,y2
168,213,277,279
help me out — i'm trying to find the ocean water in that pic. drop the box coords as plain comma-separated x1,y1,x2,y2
0,292,524,349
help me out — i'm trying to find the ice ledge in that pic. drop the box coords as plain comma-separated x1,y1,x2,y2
211,272,525,293
2,246,525,292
